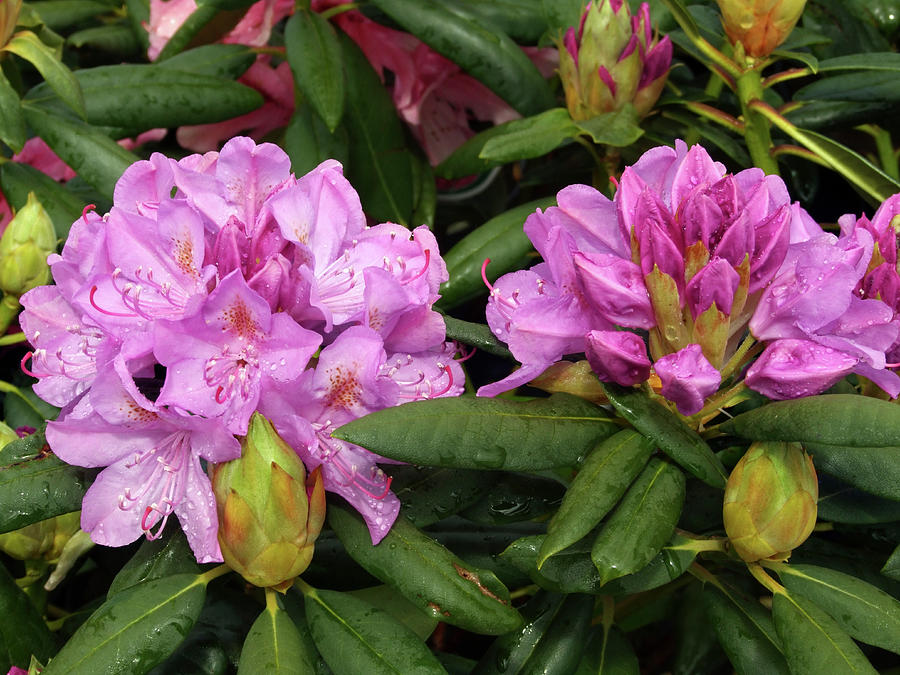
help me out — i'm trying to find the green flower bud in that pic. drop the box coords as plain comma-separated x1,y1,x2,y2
715,0,807,59
723,441,818,562
0,511,81,562
0,0,22,47
0,192,56,298
212,413,326,591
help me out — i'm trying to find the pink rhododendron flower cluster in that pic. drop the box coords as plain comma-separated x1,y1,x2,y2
20,137,462,562
480,141,900,412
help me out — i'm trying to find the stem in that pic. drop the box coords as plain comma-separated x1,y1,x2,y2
320,2,360,20
265,586,279,612
669,536,729,554
747,562,787,595
719,333,759,382
736,69,779,175
771,144,831,168
574,136,607,191
858,125,900,180
294,577,316,596
197,564,232,585
687,561,727,592
684,102,744,134
685,72,726,145
509,584,539,601
762,68,813,89
0,331,26,346
0,295,19,335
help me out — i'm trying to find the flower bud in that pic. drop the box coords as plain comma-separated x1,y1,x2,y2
723,441,817,562
0,511,80,562
0,192,56,298
211,413,325,591
0,0,21,48
557,1,672,121
715,0,807,59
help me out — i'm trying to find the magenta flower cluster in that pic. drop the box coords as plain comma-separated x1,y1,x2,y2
480,141,900,412
20,137,463,562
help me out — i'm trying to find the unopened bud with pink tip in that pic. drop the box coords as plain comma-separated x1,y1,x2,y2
557,0,672,121
211,413,326,591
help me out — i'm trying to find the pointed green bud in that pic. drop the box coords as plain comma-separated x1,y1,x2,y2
723,441,818,562
0,192,56,298
212,412,326,591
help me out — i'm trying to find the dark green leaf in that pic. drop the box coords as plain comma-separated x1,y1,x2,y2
576,626,638,675
772,590,877,675
410,155,435,228
0,430,49,466
575,107,644,147
334,393,619,471
460,473,564,525
23,103,137,200
340,34,414,224
67,24,140,57
542,0,585,33
0,162,84,238
441,316,513,359
329,503,522,635
817,52,900,71
702,585,789,675
285,10,344,132
26,64,263,133
124,0,150,52
43,573,208,675
883,545,900,582
303,586,445,674
720,394,900,447
540,430,654,567
0,438,90,535
785,100,896,131
107,529,200,599
771,49,819,72
776,563,900,654
3,31,85,118
370,0,555,116
156,44,256,80
438,197,552,310
390,466,496,528
154,5,220,62
238,597,315,674
804,444,900,500
0,68,25,152
591,458,686,585
284,98,350,176
28,1,113,31
602,383,726,488
479,109,580,163
0,562,56,672
817,483,900,524
437,0,547,42
796,71,900,102
348,585,438,641
517,594,593,674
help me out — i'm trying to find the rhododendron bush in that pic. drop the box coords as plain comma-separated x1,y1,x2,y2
0,0,899,673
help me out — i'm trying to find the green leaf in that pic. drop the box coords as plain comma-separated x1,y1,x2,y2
719,394,900,447
0,68,25,152
107,530,200,599
702,585,789,675
285,10,344,132
23,102,138,200
26,64,263,134
441,315,513,359
591,458,685,585
601,383,727,489
411,156,436,228
43,573,208,675
0,161,83,238
340,34,414,224
348,585,438,641
123,0,150,52
0,433,90,534
542,0,585,33
438,197,553,310
775,564,900,654
575,107,644,147
772,590,877,675
818,52,900,71
154,5,220,62
28,1,114,31
334,393,619,471
390,466,496,528
796,71,900,102
67,24,140,57
0,430,49,466
771,49,819,72
156,44,256,80
238,597,315,674
370,0,555,116
576,626,638,675
817,484,900,524
3,31,85,118
539,430,654,567
437,0,547,42
284,98,350,176
460,473,565,525
479,109,580,163
883,545,900,582
0,562,56,672
303,586,444,675
803,444,900,500
329,503,522,635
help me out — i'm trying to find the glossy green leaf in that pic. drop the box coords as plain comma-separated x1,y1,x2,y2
411,156,436,228
302,586,444,675
817,483,900,524
107,530,200,599
702,585,789,675
771,49,819,72
575,107,644,147
602,384,726,488
775,563,900,654
43,573,208,675
796,71,900,102
329,503,522,635
460,473,565,525
390,466,496,528
156,44,256,80
0,430,49,466
67,24,140,57
334,393,619,471
438,197,553,310
437,0,547,42
29,1,113,31
238,598,315,674
0,161,83,238
786,100,895,131
284,98,350,176
348,585,438,641
340,34,414,225
154,5,220,62
542,0,585,33
817,52,900,71
539,430,654,567
0,434,90,535
720,394,900,447
804,444,900,500
576,626,638,675
441,315,513,359
285,10,343,132
0,68,25,152
0,563,55,672
3,30,85,118
26,64,263,133
772,590,877,675
883,545,900,582
517,594,593,674
23,102,137,200
370,0,554,116
123,0,150,52
591,458,686,585
480,109,580,162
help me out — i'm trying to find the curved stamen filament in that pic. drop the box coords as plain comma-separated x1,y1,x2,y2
430,365,455,398
20,352,48,378
215,386,227,404
81,204,96,225
90,285,139,318
403,250,431,284
481,258,494,292
455,346,476,363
